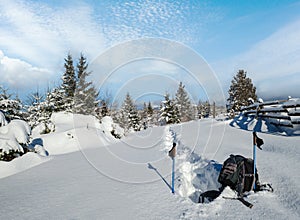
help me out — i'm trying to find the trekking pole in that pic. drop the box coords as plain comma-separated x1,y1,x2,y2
252,132,263,191
172,157,175,194
253,133,257,191
168,143,176,194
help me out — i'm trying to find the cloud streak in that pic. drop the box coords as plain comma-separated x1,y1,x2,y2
212,18,300,100
0,0,106,68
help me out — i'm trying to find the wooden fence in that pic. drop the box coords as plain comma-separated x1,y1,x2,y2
241,98,300,128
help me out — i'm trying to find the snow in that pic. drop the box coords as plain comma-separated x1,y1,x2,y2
231,113,300,136
32,112,123,155
162,125,176,152
0,152,50,178
0,119,31,154
0,111,7,126
283,98,300,108
0,115,299,219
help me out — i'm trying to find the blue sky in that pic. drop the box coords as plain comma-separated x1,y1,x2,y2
0,0,300,104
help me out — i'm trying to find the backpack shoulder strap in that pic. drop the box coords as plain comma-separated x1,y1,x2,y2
236,160,245,196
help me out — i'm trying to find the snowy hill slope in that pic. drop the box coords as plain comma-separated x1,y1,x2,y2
33,112,123,155
0,118,299,219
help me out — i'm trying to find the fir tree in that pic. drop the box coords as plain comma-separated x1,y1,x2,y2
26,89,44,106
175,82,193,122
61,53,76,108
141,102,148,129
159,93,180,125
74,54,99,115
139,101,156,129
147,101,154,115
128,106,141,132
27,90,55,133
119,93,141,132
197,100,205,119
96,100,109,119
0,86,11,101
47,88,65,112
26,90,44,128
227,70,257,117
0,86,24,121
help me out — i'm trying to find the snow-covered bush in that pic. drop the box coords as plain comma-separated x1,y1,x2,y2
101,116,124,139
27,96,55,134
0,119,31,161
159,93,180,125
0,111,8,127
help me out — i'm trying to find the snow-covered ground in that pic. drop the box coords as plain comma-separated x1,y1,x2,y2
0,114,299,219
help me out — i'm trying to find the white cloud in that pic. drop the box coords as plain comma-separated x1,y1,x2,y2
0,50,53,90
212,18,300,99
0,0,106,68
238,19,300,80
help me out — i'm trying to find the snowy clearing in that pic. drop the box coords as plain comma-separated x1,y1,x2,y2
0,116,299,219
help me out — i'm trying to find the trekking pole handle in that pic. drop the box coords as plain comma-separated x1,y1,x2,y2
253,132,262,150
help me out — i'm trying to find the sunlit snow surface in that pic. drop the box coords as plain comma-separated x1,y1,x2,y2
0,113,299,219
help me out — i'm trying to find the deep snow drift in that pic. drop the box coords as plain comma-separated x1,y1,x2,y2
0,115,299,219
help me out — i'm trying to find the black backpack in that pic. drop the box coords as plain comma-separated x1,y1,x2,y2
218,154,258,196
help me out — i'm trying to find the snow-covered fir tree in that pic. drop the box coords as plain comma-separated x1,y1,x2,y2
147,101,154,116
26,90,44,128
119,93,141,132
61,53,76,110
197,101,211,118
128,106,141,132
0,86,24,121
227,70,257,117
47,87,65,113
146,101,157,127
140,102,148,129
175,82,194,122
74,54,99,115
95,100,109,119
159,93,180,125
26,89,54,133
140,102,155,129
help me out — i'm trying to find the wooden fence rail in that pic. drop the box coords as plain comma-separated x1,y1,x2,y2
241,98,300,128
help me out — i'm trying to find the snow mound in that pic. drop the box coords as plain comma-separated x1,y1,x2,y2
0,119,31,154
176,143,222,203
161,125,176,152
0,152,50,179
99,116,124,139
33,113,124,155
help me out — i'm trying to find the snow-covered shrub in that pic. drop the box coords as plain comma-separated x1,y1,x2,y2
159,93,180,125
101,116,124,139
0,119,31,161
0,111,8,127
27,98,55,134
